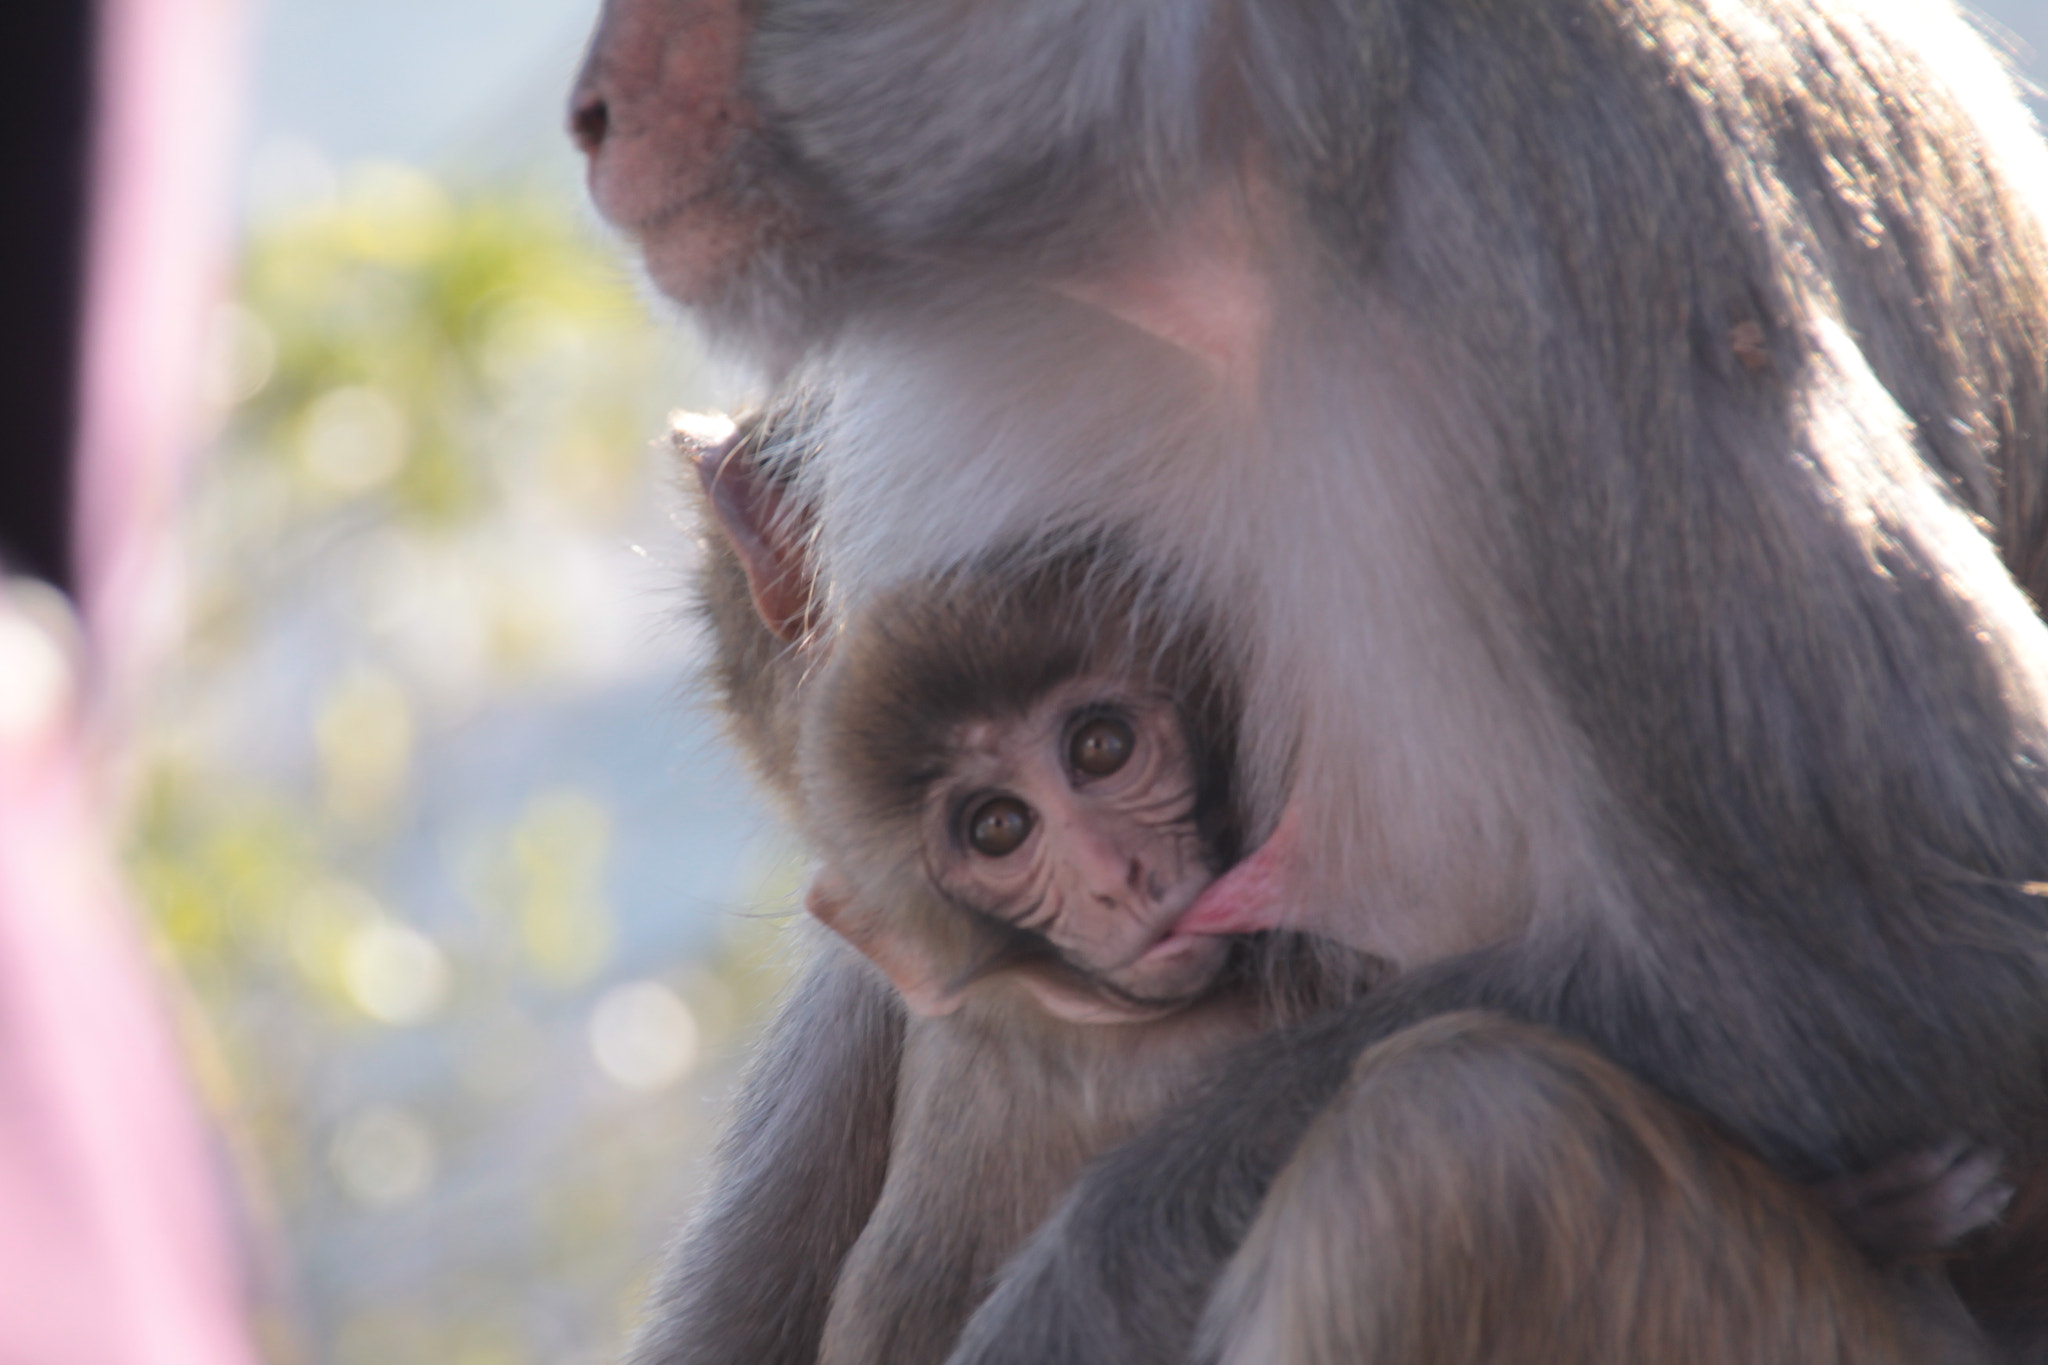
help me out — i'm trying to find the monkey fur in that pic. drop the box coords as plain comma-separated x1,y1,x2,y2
582,0,2048,1359
671,411,1368,1365
671,405,2004,1365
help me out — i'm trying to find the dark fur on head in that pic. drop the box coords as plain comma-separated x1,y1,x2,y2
813,543,1242,855
802,543,1249,993
689,404,1380,1017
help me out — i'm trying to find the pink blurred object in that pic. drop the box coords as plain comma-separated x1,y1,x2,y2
0,0,262,1357
76,0,244,682
0,605,258,1364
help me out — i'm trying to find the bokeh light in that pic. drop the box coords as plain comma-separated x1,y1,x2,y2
588,981,700,1093
125,133,803,1365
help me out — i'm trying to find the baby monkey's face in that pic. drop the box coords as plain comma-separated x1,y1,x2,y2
922,676,1229,1007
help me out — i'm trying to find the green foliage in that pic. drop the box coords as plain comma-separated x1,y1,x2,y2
128,163,797,1365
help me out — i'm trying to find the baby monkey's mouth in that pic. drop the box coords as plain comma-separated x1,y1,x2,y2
951,900,1378,1025
949,903,1225,1013
1106,932,1380,1021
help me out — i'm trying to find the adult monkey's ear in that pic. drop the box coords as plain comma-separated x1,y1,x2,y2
805,871,969,1018
679,413,816,643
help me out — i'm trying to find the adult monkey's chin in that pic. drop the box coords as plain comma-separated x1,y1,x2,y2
627,205,779,318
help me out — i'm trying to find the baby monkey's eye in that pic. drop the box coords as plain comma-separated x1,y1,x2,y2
966,795,1033,857
1068,715,1135,778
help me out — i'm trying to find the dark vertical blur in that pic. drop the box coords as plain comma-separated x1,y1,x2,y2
0,4,96,594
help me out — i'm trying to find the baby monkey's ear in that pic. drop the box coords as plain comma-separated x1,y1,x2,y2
805,870,969,1017
681,415,816,643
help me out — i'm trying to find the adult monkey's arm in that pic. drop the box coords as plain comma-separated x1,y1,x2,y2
627,941,903,1365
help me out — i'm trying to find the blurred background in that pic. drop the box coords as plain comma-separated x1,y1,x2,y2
122,3,795,1363
93,1,2048,1364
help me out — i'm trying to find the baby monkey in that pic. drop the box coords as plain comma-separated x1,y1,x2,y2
800,546,1267,1026
686,399,1326,1023
677,403,1359,1365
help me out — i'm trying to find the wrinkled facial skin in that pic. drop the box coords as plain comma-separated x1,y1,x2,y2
923,678,1229,1008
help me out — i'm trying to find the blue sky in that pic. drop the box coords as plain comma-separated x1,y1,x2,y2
242,0,596,181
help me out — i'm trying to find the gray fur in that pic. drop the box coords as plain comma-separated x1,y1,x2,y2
752,0,1224,252
624,940,901,1365
665,409,1352,1365
578,0,2048,1357
1202,1013,1947,1365
820,994,1271,1365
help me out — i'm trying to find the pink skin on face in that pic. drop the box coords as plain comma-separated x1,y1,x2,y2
569,0,769,307
1028,800,1299,1024
1152,801,1302,945
812,783,1300,1025
930,686,1227,1006
812,679,1305,1025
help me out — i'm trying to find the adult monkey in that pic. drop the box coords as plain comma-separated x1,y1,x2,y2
682,411,1970,1365
574,0,2048,1360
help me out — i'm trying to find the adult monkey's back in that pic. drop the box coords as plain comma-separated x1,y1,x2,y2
572,0,2048,1360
